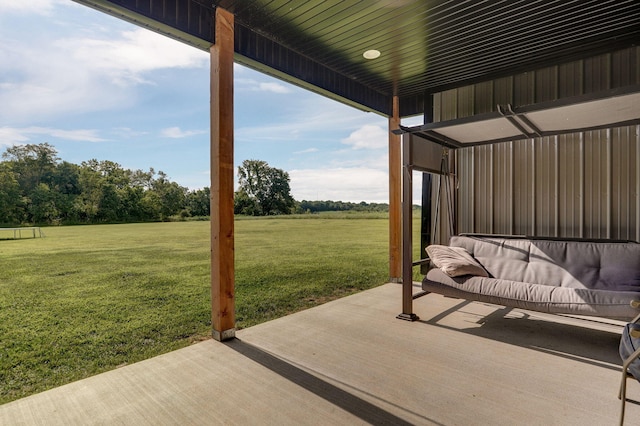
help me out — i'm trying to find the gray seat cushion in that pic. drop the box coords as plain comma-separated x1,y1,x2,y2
423,236,640,320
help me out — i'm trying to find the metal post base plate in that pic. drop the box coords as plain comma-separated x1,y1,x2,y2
396,313,420,321
213,328,236,341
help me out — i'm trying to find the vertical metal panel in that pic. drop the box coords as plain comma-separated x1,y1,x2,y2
427,46,640,241
472,145,493,233
513,72,535,106
456,86,474,118
535,66,558,103
432,92,442,123
558,61,583,98
492,142,512,234
611,126,638,240
611,48,637,88
584,53,611,92
582,129,609,239
474,81,493,114
637,125,640,243
512,140,535,235
493,76,513,107
440,89,458,121
456,148,474,234
534,136,558,236
557,133,583,237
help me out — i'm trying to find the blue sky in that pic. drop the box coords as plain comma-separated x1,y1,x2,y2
0,0,422,203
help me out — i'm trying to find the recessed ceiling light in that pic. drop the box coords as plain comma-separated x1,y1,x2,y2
363,49,381,60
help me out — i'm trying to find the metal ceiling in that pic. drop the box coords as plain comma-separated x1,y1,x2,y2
75,0,640,117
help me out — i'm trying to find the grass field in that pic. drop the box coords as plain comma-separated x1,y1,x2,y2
0,214,423,404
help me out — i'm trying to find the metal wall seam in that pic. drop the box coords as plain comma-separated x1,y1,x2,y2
637,125,640,243
531,138,536,235
554,135,559,237
606,128,612,239
509,141,514,235
579,132,585,238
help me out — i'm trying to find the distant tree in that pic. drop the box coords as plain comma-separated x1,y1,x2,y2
0,162,22,224
234,160,295,215
2,143,59,193
29,183,59,224
186,187,210,216
295,200,389,214
150,171,188,219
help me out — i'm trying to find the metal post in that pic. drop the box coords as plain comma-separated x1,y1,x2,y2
397,135,419,321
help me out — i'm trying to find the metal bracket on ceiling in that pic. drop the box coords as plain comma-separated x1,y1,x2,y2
498,104,542,139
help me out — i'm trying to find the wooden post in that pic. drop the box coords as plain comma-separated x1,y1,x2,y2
389,96,402,282
210,7,235,341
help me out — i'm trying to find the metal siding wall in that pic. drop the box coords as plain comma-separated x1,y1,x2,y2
512,140,535,235
611,126,638,240
492,142,512,234
473,145,493,234
584,129,610,239
557,133,583,238
428,46,640,241
456,149,474,233
534,137,558,236
474,81,493,114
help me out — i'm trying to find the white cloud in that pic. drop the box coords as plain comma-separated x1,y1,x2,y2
341,124,387,150
289,166,423,204
236,78,293,94
60,29,208,86
161,127,206,138
0,22,208,124
111,127,149,139
289,167,389,203
0,126,106,145
294,148,319,154
236,97,387,144
0,0,62,14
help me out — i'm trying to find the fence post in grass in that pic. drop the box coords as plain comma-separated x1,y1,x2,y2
389,95,402,282
210,7,236,342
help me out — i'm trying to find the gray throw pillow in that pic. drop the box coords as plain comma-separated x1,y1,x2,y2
426,244,489,277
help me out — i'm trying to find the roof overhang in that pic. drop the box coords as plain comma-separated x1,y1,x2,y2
72,0,640,118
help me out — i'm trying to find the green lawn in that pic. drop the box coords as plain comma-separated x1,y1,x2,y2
0,215,423,404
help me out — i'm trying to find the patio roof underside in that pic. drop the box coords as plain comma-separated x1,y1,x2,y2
73,0,640,118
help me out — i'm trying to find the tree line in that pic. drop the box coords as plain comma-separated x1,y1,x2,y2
0,143,209,226
0,144,388,226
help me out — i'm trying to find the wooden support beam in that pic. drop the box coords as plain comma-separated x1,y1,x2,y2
389,96,402,282
210,7,235,342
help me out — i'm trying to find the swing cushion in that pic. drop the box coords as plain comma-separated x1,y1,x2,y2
423,235,640,320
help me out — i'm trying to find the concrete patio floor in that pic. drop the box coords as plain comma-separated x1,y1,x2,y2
1,283,637,425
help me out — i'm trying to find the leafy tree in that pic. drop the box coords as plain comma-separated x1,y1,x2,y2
235,159,295,215
29,183,59,224
0,162,22,224
150,171,187,219
2,143,59,193
186,187,210,216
